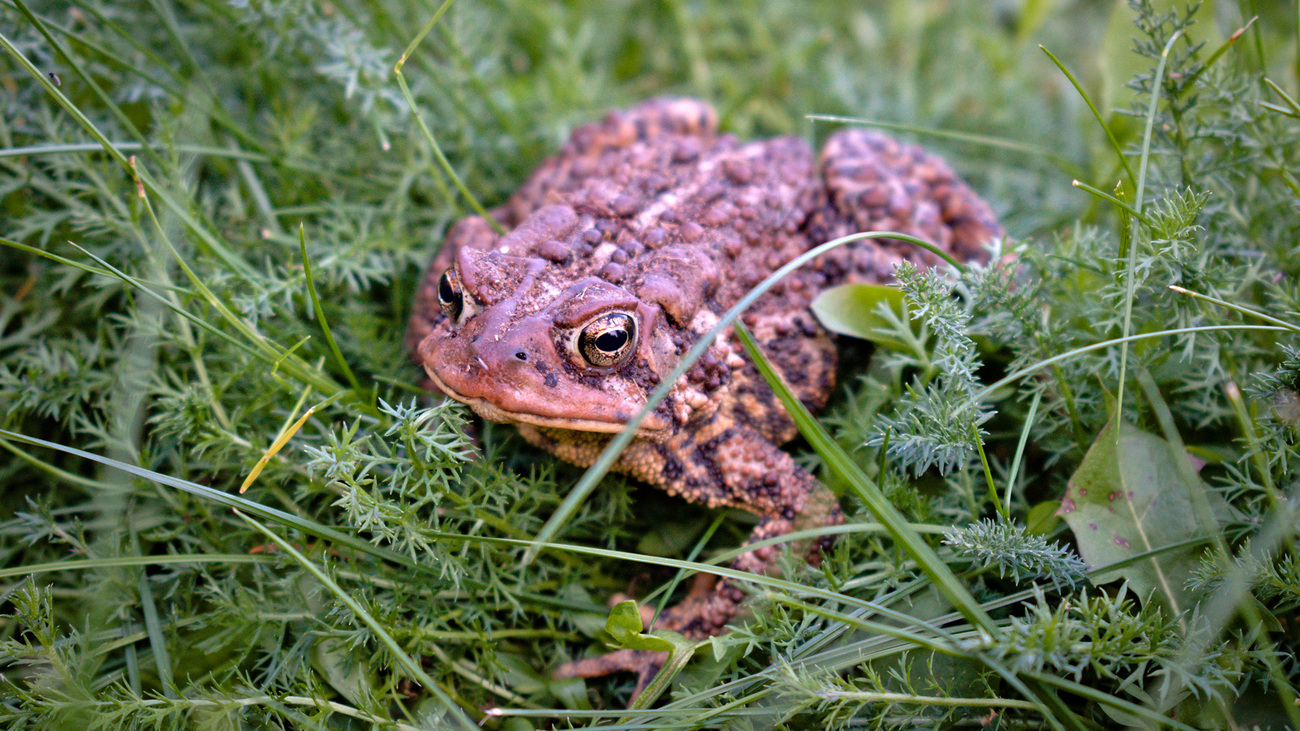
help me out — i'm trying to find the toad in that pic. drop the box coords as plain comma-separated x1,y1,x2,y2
406,98,1001,691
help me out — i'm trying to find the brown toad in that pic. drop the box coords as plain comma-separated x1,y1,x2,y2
406,98,1001,688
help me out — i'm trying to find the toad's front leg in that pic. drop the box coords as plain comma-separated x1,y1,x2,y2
540,422,841,694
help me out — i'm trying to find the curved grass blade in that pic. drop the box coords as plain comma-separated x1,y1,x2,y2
1040,44,1136,186
525,231,960,564
1114,29,1182,428
806,114,1086,180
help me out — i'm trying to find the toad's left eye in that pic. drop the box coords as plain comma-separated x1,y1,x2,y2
577,312,638,368
436,268,463,321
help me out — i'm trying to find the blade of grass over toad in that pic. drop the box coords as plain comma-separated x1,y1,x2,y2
732,323,993,632
805,114,1085,180
1115,30,1181,430
1039,45,1136,187
524,231,961,564
734,321,1092,731
299,224,363,395
0,428,434,576
233,509,483,730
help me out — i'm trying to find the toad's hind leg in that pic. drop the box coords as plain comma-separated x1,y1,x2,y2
538,422,841,694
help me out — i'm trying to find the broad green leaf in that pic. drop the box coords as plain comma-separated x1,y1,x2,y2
810,282,909,347
1059,418,1222,613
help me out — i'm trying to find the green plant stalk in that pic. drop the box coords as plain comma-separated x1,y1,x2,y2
1169,285,1300,334
393,0,501,231
1039,45,1136,186
1005,389,1042,515
298,224,364,395
972,423,1004,520
233,508,482,730
1180,17,1255,90
130,530,175,698
1263,77,1300,118
1114,30,1182,430
1070,179,1153,228
526,231,962,563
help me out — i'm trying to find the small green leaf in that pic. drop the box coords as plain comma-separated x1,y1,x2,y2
605,600,675,653
1059,418,1225,613
810,283,909,346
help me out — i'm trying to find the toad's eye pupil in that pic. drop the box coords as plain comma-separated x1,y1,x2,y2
594,329,628,352
436,269,463,320
578,313,637,368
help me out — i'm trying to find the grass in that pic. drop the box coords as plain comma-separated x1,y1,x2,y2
2,0,1300,728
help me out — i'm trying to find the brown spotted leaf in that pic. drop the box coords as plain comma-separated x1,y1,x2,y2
1059,417,1223,615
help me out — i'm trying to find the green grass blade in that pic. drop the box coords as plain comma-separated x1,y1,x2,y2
1115,29,1182,428
0,555,268,581
298,224,364,395
1070,179,1154,227
1039,44,1136,186
806,114,1086,180
733,322,994,631
233,508,482,730
0,428,434,576
525,231,959,564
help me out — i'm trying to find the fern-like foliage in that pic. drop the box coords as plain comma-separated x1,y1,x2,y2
944,519,1089,588
867,262,993,476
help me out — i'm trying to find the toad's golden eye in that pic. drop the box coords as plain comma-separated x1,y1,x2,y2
436,269,463,321
577,312,638,368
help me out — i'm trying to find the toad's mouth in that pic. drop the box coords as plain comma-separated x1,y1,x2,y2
424,366,670,435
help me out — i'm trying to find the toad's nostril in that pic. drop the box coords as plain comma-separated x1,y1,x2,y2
514,351,528,361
